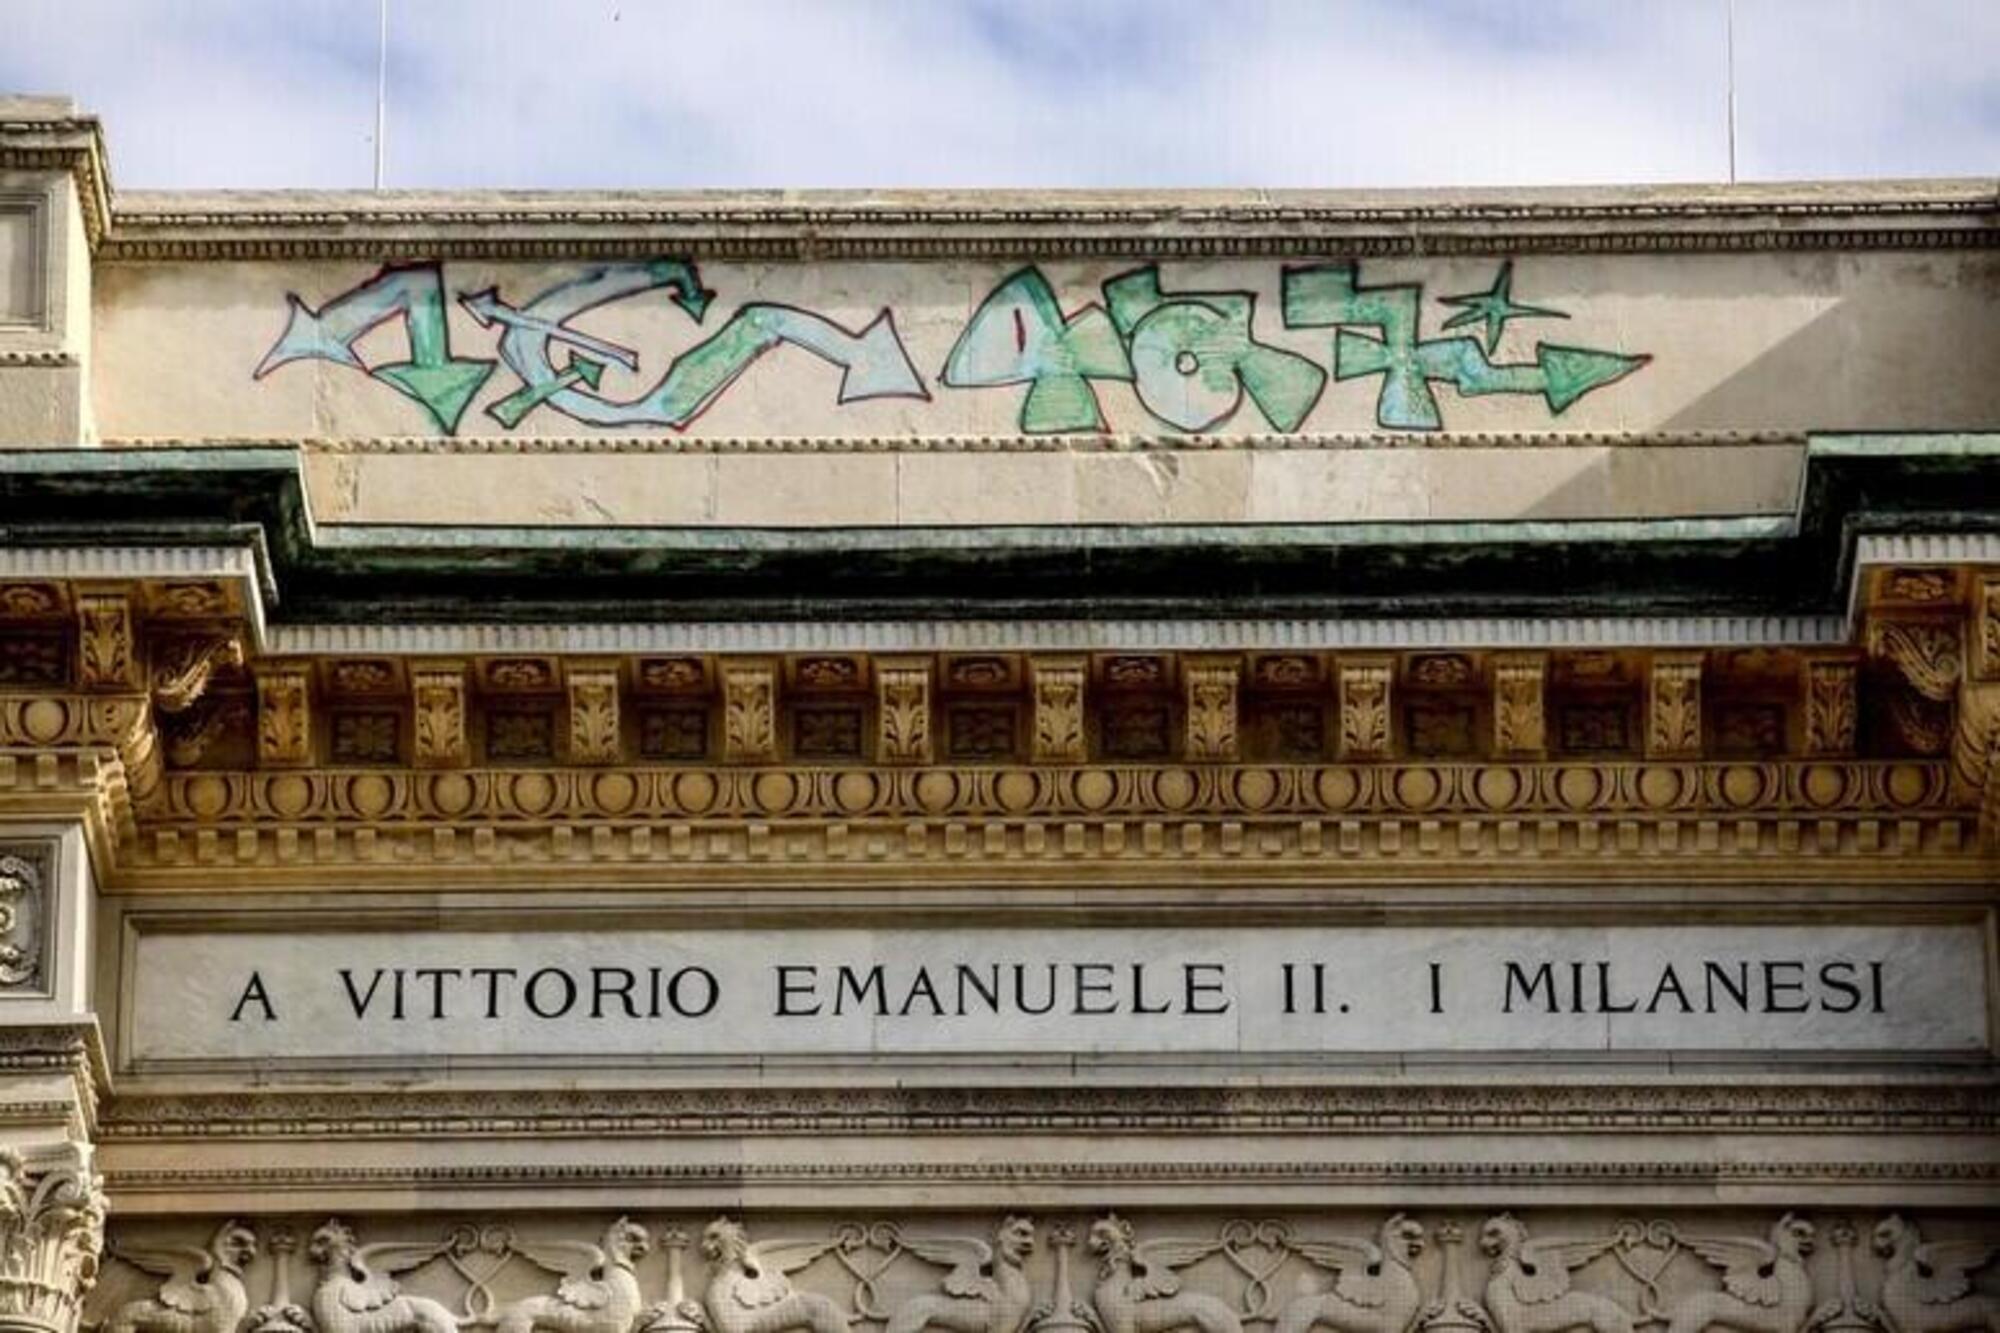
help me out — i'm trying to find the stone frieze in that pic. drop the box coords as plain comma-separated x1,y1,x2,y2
89,1215,2000,1333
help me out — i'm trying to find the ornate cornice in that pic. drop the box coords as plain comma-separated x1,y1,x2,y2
95,1080,2000,1140
95,181,2000,262
5,556,2000,881
0,750,133,883
0,112,112,249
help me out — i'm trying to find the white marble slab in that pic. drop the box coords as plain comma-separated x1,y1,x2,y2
126,923,1989,1064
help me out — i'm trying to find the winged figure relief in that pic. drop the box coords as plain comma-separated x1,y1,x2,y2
885,1218,1037,1333
1664,1215,1816,1333
106,1221,259,1333
308,1219,460,1333
494,1218,651,1333
699,1219,848,1333
1277,1215,1428,1333
1874,1217,2000,1333
1477,1216,1634,1333
1087,1215,1242,1333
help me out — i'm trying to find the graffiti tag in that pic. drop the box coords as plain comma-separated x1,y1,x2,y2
946,259,1648,434
256,258,1648,436
256,259,927,434
254,262,497,434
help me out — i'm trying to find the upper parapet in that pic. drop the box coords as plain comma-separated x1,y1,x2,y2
5,101,2000,533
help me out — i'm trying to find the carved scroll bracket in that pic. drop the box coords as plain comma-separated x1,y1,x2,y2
148,636,244,716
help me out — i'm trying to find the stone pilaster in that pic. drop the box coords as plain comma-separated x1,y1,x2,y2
0,831,105,1333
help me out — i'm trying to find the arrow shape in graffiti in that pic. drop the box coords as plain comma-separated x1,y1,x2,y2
488,355,609,430
656,303,930,419
254,263,496,434
459,288,643,372
1335,333,1650,426
1283,261,1648,429
485,260,924,429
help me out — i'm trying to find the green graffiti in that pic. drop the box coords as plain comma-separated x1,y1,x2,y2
1104,267,1326,433
1438,260,1566,353
946,260,1643,434
259,259,926,435
475,260,925,431
1282,261,1648,430
254,263,496,434
940,268,1133,433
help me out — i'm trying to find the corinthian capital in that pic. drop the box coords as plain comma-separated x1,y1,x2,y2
0,1146,106,1333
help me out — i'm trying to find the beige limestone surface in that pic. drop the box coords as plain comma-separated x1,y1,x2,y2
91,252,2000,443
300,441,1806,527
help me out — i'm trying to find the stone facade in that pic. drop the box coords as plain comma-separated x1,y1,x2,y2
0,95,1995,1333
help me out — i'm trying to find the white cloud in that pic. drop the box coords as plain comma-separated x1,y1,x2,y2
0,0,1993,189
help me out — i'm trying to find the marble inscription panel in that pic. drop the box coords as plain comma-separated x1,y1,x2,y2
125,923,1988,1065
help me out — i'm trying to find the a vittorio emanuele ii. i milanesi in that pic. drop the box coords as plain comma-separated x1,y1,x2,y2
0,92,1995,1333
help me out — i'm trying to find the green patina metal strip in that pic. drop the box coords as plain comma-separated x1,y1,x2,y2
0,436,1993,626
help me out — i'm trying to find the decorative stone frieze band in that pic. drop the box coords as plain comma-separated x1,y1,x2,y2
94,1081,2000,1140
83,1209,2000,1333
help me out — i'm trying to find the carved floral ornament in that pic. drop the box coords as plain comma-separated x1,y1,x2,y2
89,1214,1999,1333
0,1146,107,1333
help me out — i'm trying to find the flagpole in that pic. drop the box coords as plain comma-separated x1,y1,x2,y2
374,0,388,189
1725,0,1738,184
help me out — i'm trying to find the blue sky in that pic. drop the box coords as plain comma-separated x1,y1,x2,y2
3,0,1996,189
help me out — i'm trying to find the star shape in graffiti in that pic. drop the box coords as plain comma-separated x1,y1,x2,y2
1439,260,1567,352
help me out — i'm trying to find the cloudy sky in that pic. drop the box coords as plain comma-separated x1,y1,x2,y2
3,0,1996,190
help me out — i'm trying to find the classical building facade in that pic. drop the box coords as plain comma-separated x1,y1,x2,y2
0,95,1995,1333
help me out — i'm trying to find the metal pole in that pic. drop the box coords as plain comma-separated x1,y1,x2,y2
1725,0,1738,184
374,0,388,189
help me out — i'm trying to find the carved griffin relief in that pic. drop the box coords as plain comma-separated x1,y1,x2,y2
104,1221,258,1333
84,1214,2000,1333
